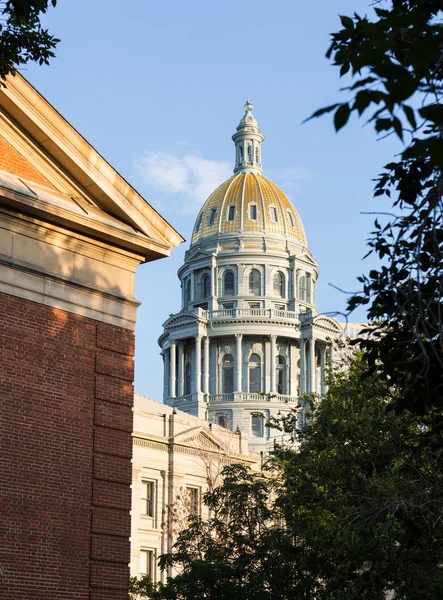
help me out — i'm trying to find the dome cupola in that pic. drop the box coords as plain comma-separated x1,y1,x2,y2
232,99,264,175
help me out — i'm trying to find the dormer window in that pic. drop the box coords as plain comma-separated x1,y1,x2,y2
195,213,203,232
249,203,258,221
287,211,295,227
270,206,278,223
227,205,236,222
208,208,217,226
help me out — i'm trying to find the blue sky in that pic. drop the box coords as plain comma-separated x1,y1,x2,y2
25,0,400,401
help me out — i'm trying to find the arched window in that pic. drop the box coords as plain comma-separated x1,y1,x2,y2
222,354,234,394
248,353,261,393
273,272,285,297
184,360,191,395
239,143,244,161
276,355,286,395
299,275,307,301
249,269,261,296
224,270,235,296
184,279,191,304
247,144,252,162
202,274,211,298
251,413,264,437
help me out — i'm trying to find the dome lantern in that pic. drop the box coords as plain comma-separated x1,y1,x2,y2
232,99,265,175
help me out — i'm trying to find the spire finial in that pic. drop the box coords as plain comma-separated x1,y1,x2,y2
232,98,264,175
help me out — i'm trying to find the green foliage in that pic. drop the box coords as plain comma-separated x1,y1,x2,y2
0,1,59,80
155,361,443,599
277,359,443,598
129,574,155,599
155,464,310,599
310,0,443,418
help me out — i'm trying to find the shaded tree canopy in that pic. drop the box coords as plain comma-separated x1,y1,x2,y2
154,360,443,599
311,0,443,418
0,1,59,80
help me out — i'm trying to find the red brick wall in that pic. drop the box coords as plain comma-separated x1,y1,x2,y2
0,293,134,599
0,135,57,189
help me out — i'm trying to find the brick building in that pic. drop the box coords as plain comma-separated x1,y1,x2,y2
0,74,183,599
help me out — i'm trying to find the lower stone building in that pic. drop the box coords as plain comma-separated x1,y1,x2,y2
131,394,260,583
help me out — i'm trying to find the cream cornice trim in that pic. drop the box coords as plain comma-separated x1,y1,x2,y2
1,73,184,253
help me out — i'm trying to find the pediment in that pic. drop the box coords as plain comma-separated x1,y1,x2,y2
0,73,184,259
312,314,342,334
174,427,224,452
163,309,202,329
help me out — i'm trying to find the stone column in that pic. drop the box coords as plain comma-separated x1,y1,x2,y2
194,334,201,393
320,344,326,396
190,271,195,302
169,340,176,399
309,337,316,394
177,342,184,397
270,335,277,393
203,336,210,394
162,351,168,400
300,339,306,394
235,334,243,392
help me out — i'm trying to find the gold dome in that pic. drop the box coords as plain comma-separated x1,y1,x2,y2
191,172,307,246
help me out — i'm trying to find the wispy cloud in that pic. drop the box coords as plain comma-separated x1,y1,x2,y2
135,151,232,213
272,166,320,192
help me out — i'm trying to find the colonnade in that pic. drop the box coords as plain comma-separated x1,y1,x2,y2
163,334,329,400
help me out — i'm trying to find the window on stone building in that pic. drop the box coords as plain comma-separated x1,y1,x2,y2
195,213,203,232
202,274,211,298
140,549,154,578
208,207,217,226
249,203,258,221
249,269,261,295
270,206,278,223
251,413,264,437
248,354,261,393
184,278,191,304
273,271,285,297
276,355,286,395
186,486,200,517
222,354,234,394
227,205,236,222
141,480,155,517
299,275,307,301
217,413,228,428
184,360,191,395
287,210,295,227
224,270,235,296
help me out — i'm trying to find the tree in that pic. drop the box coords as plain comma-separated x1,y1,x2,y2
153,360,443,599
0,1,59,80
311,1,443,418
277,358,443,599
155,464,311,600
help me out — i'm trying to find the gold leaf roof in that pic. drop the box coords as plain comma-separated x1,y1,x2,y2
191,172,307,246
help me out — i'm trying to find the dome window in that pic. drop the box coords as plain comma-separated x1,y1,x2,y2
273,272,285,297
248,353,261,393
276,355,287,395
249,203,258,221
208,208,217,226
195,213,203,232
270,206,278,223
202,274,211,298
222,354,234,394
249,269,261,296
287,211,295,227
224,270,235,296
227,205,236,222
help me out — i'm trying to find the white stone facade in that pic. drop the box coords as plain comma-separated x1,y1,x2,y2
131,394,259,582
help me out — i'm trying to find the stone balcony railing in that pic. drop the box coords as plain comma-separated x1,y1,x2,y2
203,308,309,322
165,392,300,405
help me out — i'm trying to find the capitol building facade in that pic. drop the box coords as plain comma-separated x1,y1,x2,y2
159,100,341,453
